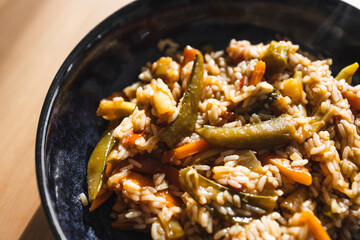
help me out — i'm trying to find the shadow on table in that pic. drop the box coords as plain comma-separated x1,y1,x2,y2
19,205,55,240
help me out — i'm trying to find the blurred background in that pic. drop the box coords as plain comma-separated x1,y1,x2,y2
0,0,358,239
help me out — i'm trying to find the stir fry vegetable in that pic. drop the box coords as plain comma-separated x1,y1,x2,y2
262,41,288,74
87,123,117,201
159,52,204,147
162,139,212,164
344,91,360,110
297,211,331,240
308,107,335,136
179,167,278,224
260,155,312,186
197,114,295,150
335,62,359,84
156,217,184,240
236,150,263,173
97,98,135,120
280,187,307,213
182,45,201,66
249,60,266,86
89,190,113,212
282,76,303,103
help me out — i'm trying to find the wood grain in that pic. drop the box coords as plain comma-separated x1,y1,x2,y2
0,1,131,239
0,0,359,239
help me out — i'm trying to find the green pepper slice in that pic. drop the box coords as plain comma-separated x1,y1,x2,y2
335,62,359,84
158,53,204,147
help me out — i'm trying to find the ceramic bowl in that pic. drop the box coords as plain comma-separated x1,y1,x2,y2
36,0,360,239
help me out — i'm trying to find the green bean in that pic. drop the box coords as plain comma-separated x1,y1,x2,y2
158,53,204,147
179,167,277,224
197,114,295,150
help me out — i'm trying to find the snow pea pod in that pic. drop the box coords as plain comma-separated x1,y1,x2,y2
158,53,204,147
179,167,277,224
87,122,117,200
197,114,295,150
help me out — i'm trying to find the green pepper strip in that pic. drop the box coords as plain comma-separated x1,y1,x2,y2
197,114,295,150
158,53,204,148
179,167,277,224
87,122,117,200
335,62,359,84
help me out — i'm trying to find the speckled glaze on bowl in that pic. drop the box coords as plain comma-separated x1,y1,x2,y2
36,0,360,239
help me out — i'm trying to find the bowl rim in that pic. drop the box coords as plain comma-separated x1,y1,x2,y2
35,1,144,239
35,0,359,239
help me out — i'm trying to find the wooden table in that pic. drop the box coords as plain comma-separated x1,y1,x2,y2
0,1,132,239
0,0,359,239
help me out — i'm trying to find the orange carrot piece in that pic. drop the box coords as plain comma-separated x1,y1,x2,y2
344,91,360,110
125,132,144,145
105,162,114,177
162,139,212,164
157,190,182,208
121,172,154,187
89,190,113,212
182,45,201,66
164,164,182,190
298,211,331,240
260,155,312,186
120,172,181,208
249,60,266,86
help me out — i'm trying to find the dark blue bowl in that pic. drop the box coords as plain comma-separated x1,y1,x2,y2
36,0,360,239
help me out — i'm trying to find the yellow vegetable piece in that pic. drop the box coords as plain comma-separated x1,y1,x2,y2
335,62,359,84
152,57,180,83
282,78,303,102
153,90,176,116
97,98,135,120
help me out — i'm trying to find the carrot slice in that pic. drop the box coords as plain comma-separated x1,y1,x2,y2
344,91,360,110
298,211,331,240
89,190,113,212
157,190,182,208
125,131,144,145
260,155,312,186
105,162,115,177
249,60,266,86
162,139,212,164
182,45,201,66
121,172,154,187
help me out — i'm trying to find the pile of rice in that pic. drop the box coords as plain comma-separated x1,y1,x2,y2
91,39,360,239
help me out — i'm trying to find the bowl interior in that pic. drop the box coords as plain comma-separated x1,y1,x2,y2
36,0,360,239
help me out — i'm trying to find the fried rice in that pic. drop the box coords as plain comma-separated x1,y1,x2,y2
86,39,360,240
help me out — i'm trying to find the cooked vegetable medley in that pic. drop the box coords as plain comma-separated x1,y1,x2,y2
86,39,360,239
